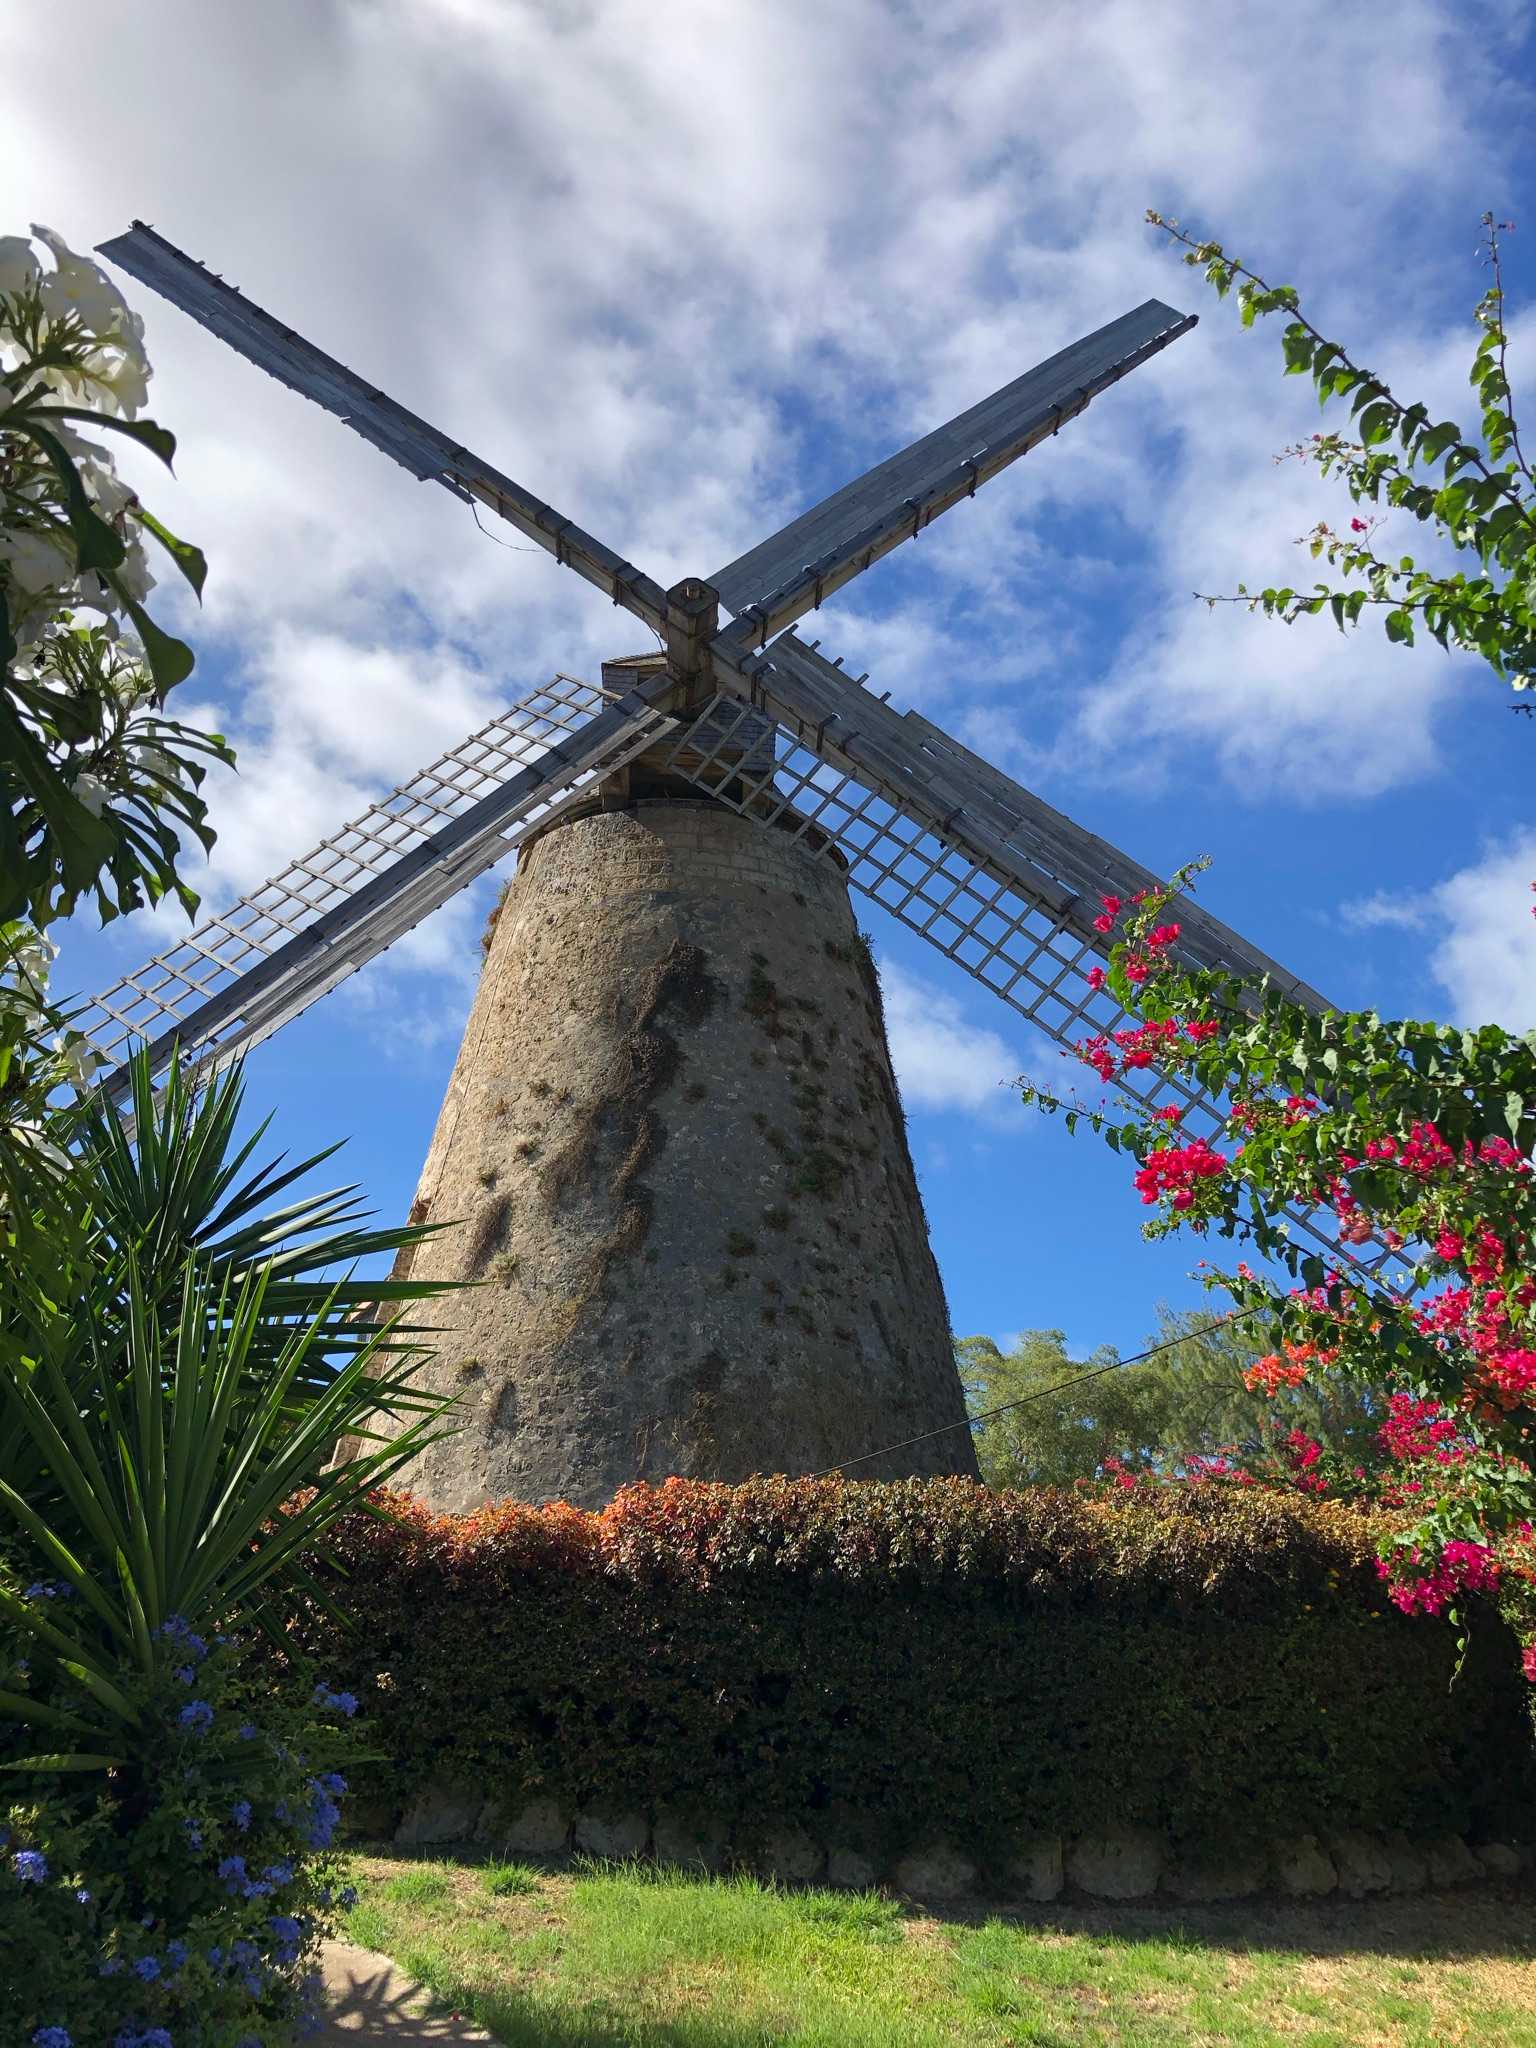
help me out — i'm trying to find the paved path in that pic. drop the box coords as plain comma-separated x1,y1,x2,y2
317,1938,499,2044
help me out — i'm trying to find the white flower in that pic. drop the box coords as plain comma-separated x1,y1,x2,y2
52,1034,101,1088
69,770,111,817
116,537,156,603
129,742,180,786
0,235,40,297
0,525,75,597
109,668,152,710
78,346,150,419
7,1119,70,1171
7,928,56,982
30,224,133,340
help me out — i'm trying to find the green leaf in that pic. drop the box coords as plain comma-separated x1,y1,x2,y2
27,405,177,470
1507,1092,1525,1138
1281,324,1314,376
136,507,207,600
0,1753,125,1773
12,420,124,577
1418,421,1465,467
1385,609,1414,645
109,580,196,694
1358,401,1393,448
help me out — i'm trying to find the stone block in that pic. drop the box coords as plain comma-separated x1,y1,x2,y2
894,1843,978,1900
1273,1835,1337,1897
758,1828,824,1886
1475,1842,1524,1880
653,1809,728,1873
489,1795,570,1857
1425,1835,1482,1887
1162,1848,1263,1902
1381,1832,1427,1894
1007,1837,1063,1902
1325,1832,1392,1899
825,1846,879,1890
394,1780,486,1846
1066,1830,1162,1901
574,1809,649,1860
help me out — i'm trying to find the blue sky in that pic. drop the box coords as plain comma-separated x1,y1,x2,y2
5,0,1534,1364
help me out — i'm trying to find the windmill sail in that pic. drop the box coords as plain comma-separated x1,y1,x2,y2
96,223,672,636
71,675,675,1099
709,300,1195,654
660,632,1380,1277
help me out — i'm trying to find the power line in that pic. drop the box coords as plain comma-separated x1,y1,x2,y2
811,1306,1266,1478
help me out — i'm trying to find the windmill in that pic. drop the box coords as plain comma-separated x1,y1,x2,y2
70,224,1364,1512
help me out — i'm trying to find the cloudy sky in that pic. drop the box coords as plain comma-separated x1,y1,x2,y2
6,0,1533,1364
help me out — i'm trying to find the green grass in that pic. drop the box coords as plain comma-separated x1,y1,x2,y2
338,1849,1536,2047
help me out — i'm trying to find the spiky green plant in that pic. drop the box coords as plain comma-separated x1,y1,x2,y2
0,1254,450,1771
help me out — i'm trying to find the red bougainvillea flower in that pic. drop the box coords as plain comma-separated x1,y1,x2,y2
1244,1353,1309,1396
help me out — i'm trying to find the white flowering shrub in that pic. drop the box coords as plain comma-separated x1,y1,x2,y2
0,226,232,1215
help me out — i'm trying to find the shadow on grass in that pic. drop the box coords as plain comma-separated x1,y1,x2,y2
326,1947,768,2048
942,1887,1536,1967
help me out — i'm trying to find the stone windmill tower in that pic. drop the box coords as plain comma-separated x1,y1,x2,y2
76,223,1356,1513
380,649,968,1507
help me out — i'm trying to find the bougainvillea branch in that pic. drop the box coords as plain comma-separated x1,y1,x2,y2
1021,868,1536,1628
1147,208,1536,707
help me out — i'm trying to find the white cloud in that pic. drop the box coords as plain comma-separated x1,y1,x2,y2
1339,892,1433,934
878,958,1026,1123
1340,827,1536,1029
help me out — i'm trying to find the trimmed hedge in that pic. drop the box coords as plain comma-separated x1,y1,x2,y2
302,1478,1536,1863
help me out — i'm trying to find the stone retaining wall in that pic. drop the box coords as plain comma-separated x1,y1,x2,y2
368,1782,1529,1904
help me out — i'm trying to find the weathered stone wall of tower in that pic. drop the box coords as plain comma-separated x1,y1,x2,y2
386,799,978,1511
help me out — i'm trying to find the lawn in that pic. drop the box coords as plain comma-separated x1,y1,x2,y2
339,1849,1536,2047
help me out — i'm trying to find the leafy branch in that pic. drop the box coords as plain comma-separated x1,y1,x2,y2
1149,208,1536,703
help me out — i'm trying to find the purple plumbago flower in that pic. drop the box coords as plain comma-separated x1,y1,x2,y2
176,1699,213,1734
315,1771,347,1796
165,1938,187,1969
12,1849,46,1883
157,1615,208,1659
217,1855,248,1894
132,1955,161,1981
230,1799,252,1832
173,1665,196,1685
237,1722,258,1741
338,1884,359,1909
311,1683,359,1717
75,1887,91,1905
32,2029,72,2048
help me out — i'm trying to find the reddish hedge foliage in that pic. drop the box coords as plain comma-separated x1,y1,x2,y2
303,1478,1535,1860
